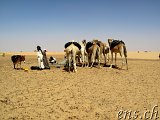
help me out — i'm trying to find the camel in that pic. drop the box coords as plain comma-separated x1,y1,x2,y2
64,41,81,72
108,39,128,70
79,40,88,67
93,39,110,65
159,53,160,60
104,43,110,64
86,41,100,68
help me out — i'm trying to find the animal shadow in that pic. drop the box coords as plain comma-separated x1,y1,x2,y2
15,68,24,70
103,64,122,70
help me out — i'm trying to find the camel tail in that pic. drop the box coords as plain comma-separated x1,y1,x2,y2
123,45,127,58
123,45,128,70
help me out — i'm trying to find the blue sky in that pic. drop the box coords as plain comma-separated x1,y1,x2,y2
0,0,160,52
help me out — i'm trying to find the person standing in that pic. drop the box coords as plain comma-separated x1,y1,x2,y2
42,49,50,69
37,46,45,69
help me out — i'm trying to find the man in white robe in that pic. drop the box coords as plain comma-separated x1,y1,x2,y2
37,46,44,69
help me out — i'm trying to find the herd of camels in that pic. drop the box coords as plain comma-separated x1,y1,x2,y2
64,38,128,72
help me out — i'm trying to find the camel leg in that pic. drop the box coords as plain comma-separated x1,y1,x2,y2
90,57,94,68
120,51,126,70
90,62,94,68
73,52,77,72
90,53,95,68
84,55,86,67
73,63,77,72
120,46,128,70
125,57,128,70
67,54,71,73
121,56,125,69
88,54,91,67
98,54,101,68
121,45,128,70
68,60,71,73
115,53,117,66
20,61,21,69
84,53,88,67
119,50,123,69
103,53,106,66
110,52,113,68
105,52,109,64
81,52,85,67
86,55,89,67
97,49,101,68
107,53,110,64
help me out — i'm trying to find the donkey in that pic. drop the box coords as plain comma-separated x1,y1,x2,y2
64,41,81,72
11,55,25,69
108,39,128,70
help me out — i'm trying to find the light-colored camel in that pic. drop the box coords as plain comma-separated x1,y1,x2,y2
108,39,128,70
86,41,100,68
79,40,88,67
104,42,110,64
64,41,81,72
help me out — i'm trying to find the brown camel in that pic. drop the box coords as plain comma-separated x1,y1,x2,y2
86,41,100,68
108,39,128,70
93,39,110,65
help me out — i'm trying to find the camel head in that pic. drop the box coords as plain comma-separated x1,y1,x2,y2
93,39,99,43
92,41,97,45
108,39,113,46
82,39,87,46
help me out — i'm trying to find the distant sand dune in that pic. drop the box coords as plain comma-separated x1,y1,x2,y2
127,51,159,60
4,52,65,56
3,51,159,60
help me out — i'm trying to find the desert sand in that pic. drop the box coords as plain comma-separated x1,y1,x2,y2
0,52,159,120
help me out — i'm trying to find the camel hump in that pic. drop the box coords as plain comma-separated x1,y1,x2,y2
64,42,72,48
120,40,125,45
96,42,101,47
64,42,81,50
73,42,81,50
86,42,93,50
110,40,125,50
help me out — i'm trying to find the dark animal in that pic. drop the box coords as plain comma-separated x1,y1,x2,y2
49,56,57,64
11,55,25,69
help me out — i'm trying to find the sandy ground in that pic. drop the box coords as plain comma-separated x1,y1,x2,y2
0,52,160,120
